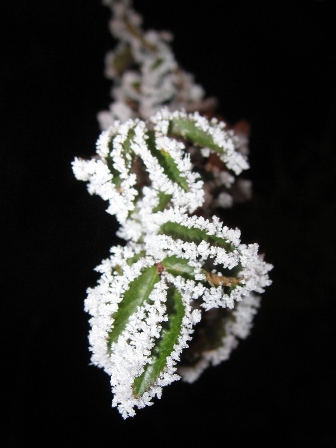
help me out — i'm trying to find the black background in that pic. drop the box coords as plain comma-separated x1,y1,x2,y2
2,1,336,446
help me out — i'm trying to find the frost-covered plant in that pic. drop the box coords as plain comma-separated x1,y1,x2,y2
73,0,272,419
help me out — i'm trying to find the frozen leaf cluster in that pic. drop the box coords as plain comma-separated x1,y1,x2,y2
98,0,253,209
72,108,272,418
98,0,215,128
72,0,272,418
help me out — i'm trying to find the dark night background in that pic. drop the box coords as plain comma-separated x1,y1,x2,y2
2,1,336,446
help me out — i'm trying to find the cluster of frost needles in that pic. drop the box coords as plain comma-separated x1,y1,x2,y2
72,0,272,419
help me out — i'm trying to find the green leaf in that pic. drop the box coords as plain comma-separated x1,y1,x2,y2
106,128,136,188
161,255,195,279
133,286,185,397
152,192,172,213
168,117,225,155
146,131,189,191
160,221,236,252
112,44,133,76
107,265,159,349
123,127,136,157
126,251,146,266
151,58,164,70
